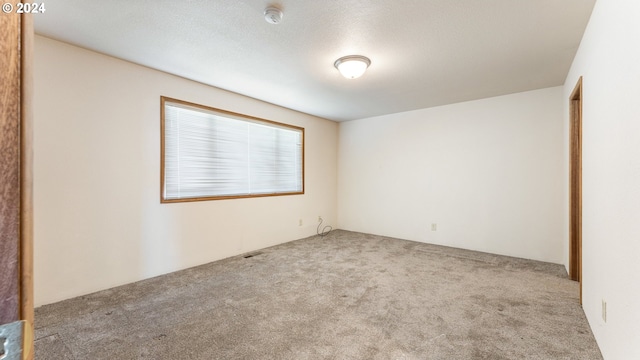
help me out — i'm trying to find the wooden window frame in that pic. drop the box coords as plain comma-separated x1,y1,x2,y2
160,96,305,203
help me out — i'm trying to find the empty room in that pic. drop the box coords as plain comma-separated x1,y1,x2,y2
1,0,638,359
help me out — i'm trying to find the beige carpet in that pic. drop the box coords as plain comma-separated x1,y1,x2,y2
34,230,602,359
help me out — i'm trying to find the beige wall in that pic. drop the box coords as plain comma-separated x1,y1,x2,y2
338,87,565,263
563,1,640,358
34,36,338,306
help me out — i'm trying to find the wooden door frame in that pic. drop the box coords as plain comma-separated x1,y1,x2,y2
569,76,583,304
0,3,34,358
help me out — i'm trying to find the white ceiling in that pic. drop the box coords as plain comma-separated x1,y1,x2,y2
34,0,596,122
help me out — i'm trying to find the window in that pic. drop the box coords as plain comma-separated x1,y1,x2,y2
161,97,304,202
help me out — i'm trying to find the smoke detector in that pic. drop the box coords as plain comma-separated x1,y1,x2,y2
264,6,283,24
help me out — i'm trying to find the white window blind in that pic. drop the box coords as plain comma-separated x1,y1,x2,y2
162,98,304,202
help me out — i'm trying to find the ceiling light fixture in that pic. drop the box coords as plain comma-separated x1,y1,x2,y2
334,55,371,79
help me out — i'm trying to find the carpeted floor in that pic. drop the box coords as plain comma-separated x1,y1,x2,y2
34,230,602,359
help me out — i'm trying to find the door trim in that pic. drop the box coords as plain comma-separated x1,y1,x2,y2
20,8,34,326
569,76,583,304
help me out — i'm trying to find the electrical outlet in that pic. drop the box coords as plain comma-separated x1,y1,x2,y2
602,300,607,322
299,219,303,226
431,223,437,231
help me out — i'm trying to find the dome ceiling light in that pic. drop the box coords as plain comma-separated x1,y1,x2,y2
334,55,371,79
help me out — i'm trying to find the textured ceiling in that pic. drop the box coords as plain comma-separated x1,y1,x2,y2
34,0,595,122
